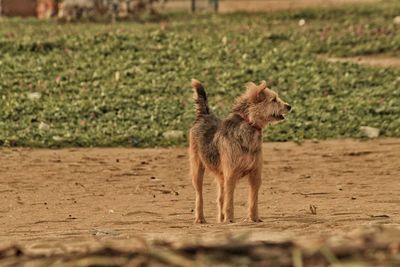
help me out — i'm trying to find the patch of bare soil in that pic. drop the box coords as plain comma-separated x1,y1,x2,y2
321,54,400,68
0,138,399,252
163,0,379,12
219,0,379,13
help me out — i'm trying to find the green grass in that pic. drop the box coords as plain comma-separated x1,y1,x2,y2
0,1,400,147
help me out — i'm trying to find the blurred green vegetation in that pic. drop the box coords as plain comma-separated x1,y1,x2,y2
0,1,399,147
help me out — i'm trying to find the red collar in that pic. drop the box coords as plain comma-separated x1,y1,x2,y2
238,113,262,132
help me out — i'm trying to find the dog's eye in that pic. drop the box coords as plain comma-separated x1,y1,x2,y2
272,98,277,102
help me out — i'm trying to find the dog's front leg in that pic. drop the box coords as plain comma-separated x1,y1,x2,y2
248,169,263,222
223,176,237,223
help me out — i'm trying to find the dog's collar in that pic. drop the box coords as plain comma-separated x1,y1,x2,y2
237,113,262,132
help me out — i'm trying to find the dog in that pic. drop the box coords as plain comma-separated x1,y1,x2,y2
189,79,291,223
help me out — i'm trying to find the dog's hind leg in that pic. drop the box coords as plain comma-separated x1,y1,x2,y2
192,160,206,224
216,176,225,223
190,146,206,224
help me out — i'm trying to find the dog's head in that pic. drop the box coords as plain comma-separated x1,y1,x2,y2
234,81,291,128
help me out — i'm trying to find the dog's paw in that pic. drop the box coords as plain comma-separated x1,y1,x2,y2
223,218,235,223
194,218,207,224
246,217,263,223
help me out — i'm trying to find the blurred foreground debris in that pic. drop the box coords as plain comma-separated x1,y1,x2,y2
1,226,400,266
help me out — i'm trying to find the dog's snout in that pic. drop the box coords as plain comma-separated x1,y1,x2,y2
286,105,292,111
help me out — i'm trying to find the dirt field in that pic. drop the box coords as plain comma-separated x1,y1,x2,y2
1,139,399,251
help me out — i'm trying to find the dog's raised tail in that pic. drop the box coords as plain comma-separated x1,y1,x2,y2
191,79,209,117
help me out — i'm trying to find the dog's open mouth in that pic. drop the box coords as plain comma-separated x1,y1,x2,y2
273,114,285,121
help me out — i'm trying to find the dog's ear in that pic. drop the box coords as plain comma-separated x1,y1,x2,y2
259,80,267,89
246,82,266,103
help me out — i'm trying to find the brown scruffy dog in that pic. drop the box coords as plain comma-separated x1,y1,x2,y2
189,79,291,223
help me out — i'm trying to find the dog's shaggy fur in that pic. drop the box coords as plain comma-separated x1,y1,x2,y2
189,79,291,223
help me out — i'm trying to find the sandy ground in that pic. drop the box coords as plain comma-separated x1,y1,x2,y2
322,55,400,69
162,0,379,13
1,139,399,251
